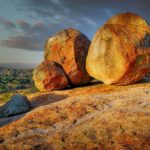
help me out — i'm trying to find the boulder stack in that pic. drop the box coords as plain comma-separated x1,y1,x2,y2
86,12,150,85
33,28,91,91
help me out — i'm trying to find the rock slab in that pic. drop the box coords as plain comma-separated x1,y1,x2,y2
0,80,150,149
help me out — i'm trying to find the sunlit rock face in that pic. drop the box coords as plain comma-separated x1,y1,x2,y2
86,12,150,85
33,61,69,91
33,28,91,92
106,12,149,26
0,80,150,149
44,28,91,85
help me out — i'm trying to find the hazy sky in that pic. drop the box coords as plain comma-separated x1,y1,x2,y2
0,0,149,64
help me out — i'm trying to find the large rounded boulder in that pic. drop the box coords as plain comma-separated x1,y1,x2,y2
33,61,69,91
44,28,91,85
86,13,150,85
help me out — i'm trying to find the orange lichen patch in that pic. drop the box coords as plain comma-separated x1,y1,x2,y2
51,43,61,51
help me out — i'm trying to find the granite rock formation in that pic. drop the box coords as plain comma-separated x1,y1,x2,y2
33,28,91,91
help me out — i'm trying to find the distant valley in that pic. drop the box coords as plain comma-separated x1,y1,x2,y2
0,63,37,69
0,67,37,104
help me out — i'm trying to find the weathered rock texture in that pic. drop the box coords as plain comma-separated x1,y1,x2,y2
33,61,69,91
86,12,150,85
44,28,91,85
0,78,150,149
0,94,30,118
106,12,149,26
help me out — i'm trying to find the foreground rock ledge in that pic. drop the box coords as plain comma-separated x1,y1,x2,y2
0,79,150,149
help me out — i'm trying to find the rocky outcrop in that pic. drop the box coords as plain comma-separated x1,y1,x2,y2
86,12,150,85
33,28,91,92
0,94,30,118
0,78,150,149
4,12,150,149
33,61,69,92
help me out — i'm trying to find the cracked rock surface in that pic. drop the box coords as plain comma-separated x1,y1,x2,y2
44,28,91,85
33,28,91,92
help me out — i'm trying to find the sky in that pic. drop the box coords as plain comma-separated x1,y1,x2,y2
0,0,150,65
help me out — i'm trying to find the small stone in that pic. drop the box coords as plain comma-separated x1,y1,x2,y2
0,94,31,118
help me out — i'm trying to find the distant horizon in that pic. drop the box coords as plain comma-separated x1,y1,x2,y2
0,62,38,69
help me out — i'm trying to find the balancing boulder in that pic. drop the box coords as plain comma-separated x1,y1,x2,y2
86,13,150,85
44,28,91,85
33,61,69,91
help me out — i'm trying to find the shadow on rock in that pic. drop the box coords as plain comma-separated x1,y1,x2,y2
30,93,69,108
0,93,69,127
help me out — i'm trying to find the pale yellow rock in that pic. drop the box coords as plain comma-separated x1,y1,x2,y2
86,13,150,85
106,12,149,26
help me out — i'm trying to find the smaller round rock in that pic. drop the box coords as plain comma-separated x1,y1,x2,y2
33,61,69,91
0,94,31,118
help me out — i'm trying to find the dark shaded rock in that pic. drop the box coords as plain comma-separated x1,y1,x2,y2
0,94,31,118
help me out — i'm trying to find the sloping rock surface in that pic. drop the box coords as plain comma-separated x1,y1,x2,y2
0,79,150,149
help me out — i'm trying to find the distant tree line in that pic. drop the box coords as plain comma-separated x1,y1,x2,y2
0,68,34,93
